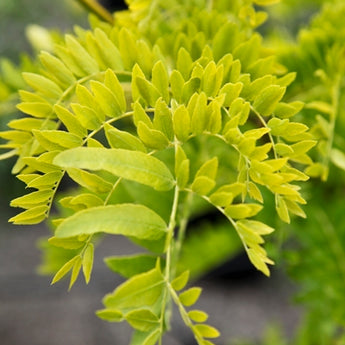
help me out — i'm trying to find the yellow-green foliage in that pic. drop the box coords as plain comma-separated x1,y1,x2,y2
1,0,335,343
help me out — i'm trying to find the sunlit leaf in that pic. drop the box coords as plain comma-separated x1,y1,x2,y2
193,324,220,339
82,243,94,284
55,204,167,240
171,270,190,291
96,309,124,322
188,310,208,323
179,287,202,307
54,147,175,191
103,266,164,309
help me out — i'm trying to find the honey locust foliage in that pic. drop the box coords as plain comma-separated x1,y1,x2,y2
278,0,345,182
0,0,316,343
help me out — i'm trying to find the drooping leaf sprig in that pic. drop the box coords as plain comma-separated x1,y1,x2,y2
0,0,317,343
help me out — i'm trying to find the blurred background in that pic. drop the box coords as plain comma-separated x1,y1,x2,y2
1,0,341,344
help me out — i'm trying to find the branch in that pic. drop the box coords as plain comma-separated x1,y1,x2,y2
76,0,114,24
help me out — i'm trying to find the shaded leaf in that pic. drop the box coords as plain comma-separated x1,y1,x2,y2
51,256,79,285
105,254,158,278
126,309,159,332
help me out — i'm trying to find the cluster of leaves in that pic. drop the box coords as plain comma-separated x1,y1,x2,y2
233,0,345,343
272,0,345,340
0,0,322,343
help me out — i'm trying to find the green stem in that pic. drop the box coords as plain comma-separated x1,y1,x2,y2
76,0,114,24
250,105,278,160
168,284,204,345
159,183,180,344
171,192,193,278
185,188,249,253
